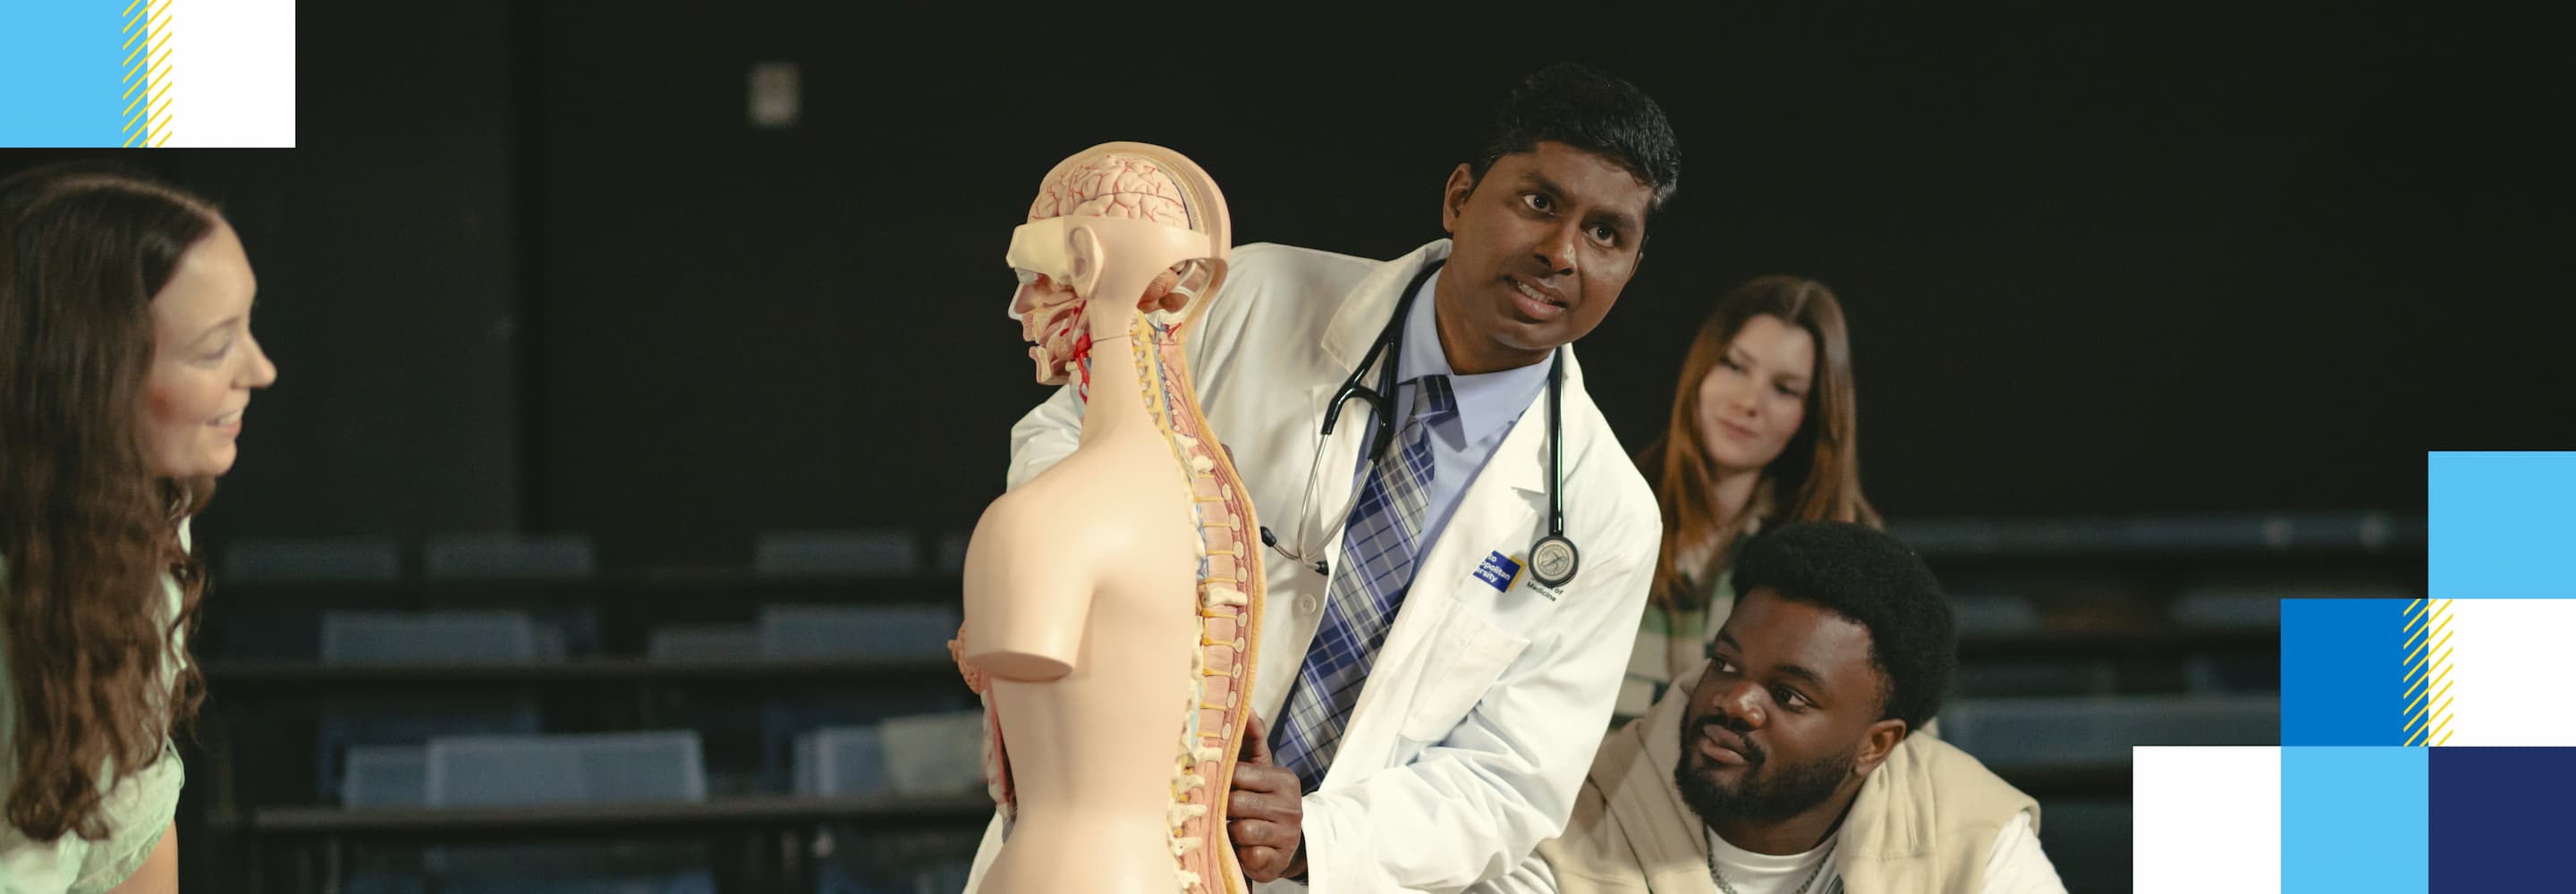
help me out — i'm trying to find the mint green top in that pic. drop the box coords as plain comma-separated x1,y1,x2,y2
0,521,189,894
1614,555,1740,729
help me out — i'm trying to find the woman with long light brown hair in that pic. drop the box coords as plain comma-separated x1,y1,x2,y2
0,165,277,892
1613,275,1877,726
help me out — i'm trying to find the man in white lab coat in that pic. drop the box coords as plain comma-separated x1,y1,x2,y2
980,63,1681,891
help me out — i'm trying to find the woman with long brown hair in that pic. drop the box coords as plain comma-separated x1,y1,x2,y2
1614,275,1877,726
0,166,277,892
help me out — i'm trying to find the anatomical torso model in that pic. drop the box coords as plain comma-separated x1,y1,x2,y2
954,143,1265,894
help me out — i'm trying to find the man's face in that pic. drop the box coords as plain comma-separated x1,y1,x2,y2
1674,587,1894,824
1435,140,1653,374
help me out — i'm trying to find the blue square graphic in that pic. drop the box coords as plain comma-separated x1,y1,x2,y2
0,2,143,147
2281,599,2417,746
2284,746,2428,894
2429,451,2576,599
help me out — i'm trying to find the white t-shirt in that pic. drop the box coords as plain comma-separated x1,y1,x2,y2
1704,809,2068,894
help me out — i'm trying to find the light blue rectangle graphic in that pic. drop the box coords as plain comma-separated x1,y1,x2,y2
0,2,143,148
2283,746,2428,894
2429,451,2576,599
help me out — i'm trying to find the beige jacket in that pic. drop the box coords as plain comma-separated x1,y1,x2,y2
1522,663,2038,893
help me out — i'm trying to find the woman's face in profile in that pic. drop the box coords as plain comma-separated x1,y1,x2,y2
142,221,277,479
1694,314,1814,477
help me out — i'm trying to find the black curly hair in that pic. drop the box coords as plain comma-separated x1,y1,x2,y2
1730,520,1955,731
1466,63,1682,220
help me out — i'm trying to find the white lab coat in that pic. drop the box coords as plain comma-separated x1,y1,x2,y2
964,239,1660,893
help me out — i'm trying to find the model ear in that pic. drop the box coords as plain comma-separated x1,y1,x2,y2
1067,224,1105,300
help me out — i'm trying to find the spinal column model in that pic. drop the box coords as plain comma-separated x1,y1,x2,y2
953,142,1265,894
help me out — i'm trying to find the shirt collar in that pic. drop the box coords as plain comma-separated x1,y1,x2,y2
1395,266,1552,445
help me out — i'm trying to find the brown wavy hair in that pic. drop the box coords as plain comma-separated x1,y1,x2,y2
1636,275,1879,612
0,165,221,842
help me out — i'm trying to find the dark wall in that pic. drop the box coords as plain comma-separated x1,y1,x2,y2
4,7,521,887
526,6,2568,566
1,3,522,548
10,6,2555,566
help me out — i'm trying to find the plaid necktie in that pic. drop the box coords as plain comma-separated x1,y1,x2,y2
1272,374,1455,793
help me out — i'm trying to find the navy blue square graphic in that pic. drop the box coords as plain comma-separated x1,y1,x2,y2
2429,747,2576,891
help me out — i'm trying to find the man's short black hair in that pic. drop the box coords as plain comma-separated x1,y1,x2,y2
1731,521,1956,731
1468,63,1682,218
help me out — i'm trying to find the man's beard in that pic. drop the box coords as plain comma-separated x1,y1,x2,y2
1674,714,1857,825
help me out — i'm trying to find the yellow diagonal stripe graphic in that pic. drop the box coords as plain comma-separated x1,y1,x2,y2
2412,696,2455,747
117,0,170,148
2402,600,2456,748
148,1,172,148
2406,678,2451,732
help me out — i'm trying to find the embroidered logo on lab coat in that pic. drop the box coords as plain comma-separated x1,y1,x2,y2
1474,552,1523,594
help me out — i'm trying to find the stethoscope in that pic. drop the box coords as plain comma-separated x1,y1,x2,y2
1257,259,1580,589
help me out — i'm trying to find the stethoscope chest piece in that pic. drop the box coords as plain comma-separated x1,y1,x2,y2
1529,533,1579,588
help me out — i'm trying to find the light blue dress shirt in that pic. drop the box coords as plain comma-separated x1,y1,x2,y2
1348,266,1553,555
